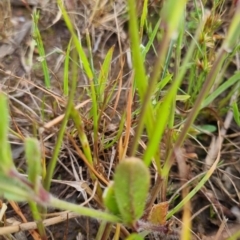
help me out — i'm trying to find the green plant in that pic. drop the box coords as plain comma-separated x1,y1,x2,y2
32,10,51,89
1,0,240,239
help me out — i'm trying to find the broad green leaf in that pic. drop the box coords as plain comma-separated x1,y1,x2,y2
103,181,120,215
0,93,14,173
114,157,150,225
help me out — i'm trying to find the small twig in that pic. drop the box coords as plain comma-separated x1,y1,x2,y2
43,100,91,129
0,212,79,235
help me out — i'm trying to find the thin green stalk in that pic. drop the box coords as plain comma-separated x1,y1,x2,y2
131,0,188,164
25,138,46,238
29,201,47,239
163,49,226,177
63,38,72,96
43,45,78,191
50,197,120,223
104,113,126,149
127,0,155,158
203,71,240,108
174,9,240,151
132,31,170,162
163,4,240,205
70,108,103,197
167,146,221,218
142,18,161,60
96,221,108,240
70,107,93,166
161,38,175,84
100,223,113,240
159,12,211,177
139,0,149,40
57,0,99,158
32,11,50,89
85,29,95,79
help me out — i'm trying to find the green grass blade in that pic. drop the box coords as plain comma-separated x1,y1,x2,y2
202,71,240,108
167,148,221,218
32,11,51,89
44,44,79,191
0,93,13,173
142,19,161,60
70,107,93,166
139,0,149,40
63,38,72,96
57,1,93,79
127,0,155,156
57,0,98,160
232,102,240,126
97,46,114,103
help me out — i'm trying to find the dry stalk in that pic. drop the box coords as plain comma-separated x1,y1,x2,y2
0,212,79,235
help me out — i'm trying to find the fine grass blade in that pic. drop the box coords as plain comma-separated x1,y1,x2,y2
97,46,114,103
139,0,149,40
57,0,98,143
127,0,155,156
142,0,188,166
167,148,221,218
57,1,93,79
63,38,72,96
202,71,240,108
232,102,240,126
142,18,161,60
32,11,51,89
0,93,13,173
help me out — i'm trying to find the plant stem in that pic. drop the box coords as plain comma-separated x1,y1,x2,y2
43,42,77,191
50,197,120,223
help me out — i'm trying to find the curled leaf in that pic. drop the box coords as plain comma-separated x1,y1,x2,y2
103,181,120,215
148,201,169,225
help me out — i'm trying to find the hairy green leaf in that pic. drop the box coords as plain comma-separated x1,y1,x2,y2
114,157,150,225
103,181,120,215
